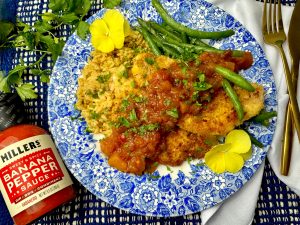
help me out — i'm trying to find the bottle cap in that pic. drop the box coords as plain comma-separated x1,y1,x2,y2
0,92,26,131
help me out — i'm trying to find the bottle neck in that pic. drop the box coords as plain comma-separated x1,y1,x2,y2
0,93,26,131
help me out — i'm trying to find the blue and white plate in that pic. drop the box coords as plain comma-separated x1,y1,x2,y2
48,0,277,217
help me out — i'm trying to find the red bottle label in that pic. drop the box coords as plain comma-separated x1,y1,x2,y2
0,135,73,216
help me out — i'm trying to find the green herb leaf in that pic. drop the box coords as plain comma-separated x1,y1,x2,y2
145,57,155,65
118,117,131,128
129,109,137,121
103,0,122,9
0,21,15,43
49,0,67,13
0,71,11,93
97,73,111,83
34,21,53,33
41,12,58,22
59,13,79,24
15,83,38,101
166,108,179,118
77,21,90,39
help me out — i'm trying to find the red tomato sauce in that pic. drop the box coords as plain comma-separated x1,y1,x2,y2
101,51,253,175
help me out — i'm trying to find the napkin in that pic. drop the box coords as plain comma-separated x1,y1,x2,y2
200,1,296,225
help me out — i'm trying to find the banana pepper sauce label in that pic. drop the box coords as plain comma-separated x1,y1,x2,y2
0,134,73,217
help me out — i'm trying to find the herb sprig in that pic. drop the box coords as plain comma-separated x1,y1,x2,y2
0,0,95,101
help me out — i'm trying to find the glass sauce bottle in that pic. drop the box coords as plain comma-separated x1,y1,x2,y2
0,93,76,225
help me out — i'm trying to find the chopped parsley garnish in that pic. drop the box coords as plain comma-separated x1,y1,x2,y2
86,90,98,98
120,99,130,111
182,79,188,87
166,166,173,173
174,78,181,85
181,66,188,75
129,109,137,121
90,111,100,120
131,94,147,103
130,80,136,88
193,73,212,92
195,101,202,107
118,117,131,128
97,73,111,83
145,57,155,65
193,81,212,91
163,99,171,106
120,70,129,78
195,147,203,152
204,139,214,146
166,108,179,118
137,123,160,135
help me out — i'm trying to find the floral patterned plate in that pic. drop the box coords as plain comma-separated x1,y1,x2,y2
48,0,277,217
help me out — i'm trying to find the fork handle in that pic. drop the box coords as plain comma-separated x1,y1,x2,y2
277,44,300,142
281,104,293,175
280,60,299,176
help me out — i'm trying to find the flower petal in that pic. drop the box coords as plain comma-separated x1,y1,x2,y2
224,152,244,173
124,19,131,37
110,29,125,49
91,36,115,53
225,129,251,154
90,19,109,36
103,9,124,31
205,144,231,174
240,148,252,161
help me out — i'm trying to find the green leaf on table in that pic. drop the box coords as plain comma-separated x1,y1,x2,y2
7,65,27,77
49,0,67,13
0,71,11,93
0,21,15,43
50,40,65,61
15,83,38,101
40,35,55,47
16,20,31,32
59,13,79,24
82,0,91,15
34,21,53,33
30,69,42,75
41,12,58,22
77,21,90,39
40,73,50,83
103,0,122,8
21,32,36,50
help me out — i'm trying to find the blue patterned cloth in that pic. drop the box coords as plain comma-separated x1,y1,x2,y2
0,0,299,224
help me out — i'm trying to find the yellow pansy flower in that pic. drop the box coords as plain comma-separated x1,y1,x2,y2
204,130,252,174
90,9,131,53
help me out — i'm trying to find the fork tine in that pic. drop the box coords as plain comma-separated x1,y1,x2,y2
277,0,284,31
263,0,268,34
270,0,274,33
273,0,277,32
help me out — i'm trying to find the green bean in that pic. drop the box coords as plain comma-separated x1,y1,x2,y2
253,110,277,126
215,66,255,92
161,41,185,54
148,21,182,42
135,26,161,55
152,0,234,39
244,130,264,148
222,79,244,120
151,34,181,58
181,32,188,43
190,38,212,48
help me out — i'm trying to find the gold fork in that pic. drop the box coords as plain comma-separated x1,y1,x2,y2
262,0,300,141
